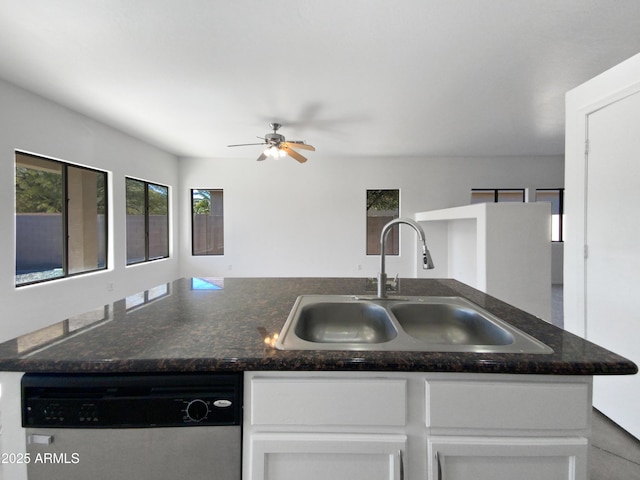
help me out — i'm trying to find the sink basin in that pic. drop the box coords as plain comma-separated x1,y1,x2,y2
390,303,513,345
295,302,396,343
276,295,553,354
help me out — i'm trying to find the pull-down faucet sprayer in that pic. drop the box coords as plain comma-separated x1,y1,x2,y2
378,218,435,298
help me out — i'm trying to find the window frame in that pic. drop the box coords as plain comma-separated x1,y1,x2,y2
471,188,525,203
191,188,224,256
15,151,108,287
536,188,565,242
125,177,170,266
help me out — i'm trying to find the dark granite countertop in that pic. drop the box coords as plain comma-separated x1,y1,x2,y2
0,277,636,375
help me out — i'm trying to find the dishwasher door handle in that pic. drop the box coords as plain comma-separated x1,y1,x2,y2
28,434,54,445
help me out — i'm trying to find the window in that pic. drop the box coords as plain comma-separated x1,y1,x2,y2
192,189,224,255
536,188,564,242
15,152,107,286
366,189,399,255
471,189,525,204
126,177,169,265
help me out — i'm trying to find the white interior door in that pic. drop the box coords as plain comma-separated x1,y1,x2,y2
585,90,640,439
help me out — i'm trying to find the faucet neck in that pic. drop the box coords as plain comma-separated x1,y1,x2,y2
378,218,430,298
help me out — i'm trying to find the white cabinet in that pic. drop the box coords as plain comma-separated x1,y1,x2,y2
427,437,587,480
425,377,590,480
251,433,406,480
244,374,409,480
243,372,592,480
425,379,590,434
249,377,407,427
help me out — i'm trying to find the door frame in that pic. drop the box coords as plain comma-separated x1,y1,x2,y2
564,53,640,337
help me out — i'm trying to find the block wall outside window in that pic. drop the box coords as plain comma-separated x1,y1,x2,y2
15,151,107,286
366,189,400,255
191,189,224,255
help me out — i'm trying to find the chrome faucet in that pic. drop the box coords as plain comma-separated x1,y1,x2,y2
377,218,435,298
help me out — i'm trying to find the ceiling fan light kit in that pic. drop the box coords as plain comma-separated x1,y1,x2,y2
228,123,315,163
264,145,286,158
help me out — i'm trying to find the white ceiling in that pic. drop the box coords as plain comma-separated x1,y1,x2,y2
1,0,640,159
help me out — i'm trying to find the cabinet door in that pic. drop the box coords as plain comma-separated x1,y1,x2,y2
249,433,406,480
427,436,587,480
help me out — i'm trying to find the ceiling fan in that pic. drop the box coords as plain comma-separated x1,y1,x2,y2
228,123,316,163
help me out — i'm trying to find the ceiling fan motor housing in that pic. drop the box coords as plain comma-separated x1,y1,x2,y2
265,132,285,145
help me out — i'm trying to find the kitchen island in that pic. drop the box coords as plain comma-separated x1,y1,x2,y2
0,277,634,374
0,277,636,480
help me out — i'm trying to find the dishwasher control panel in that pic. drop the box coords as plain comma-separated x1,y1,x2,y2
22,373,242,428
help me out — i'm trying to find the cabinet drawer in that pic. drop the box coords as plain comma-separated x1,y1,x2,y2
250,377,407,426
426,380,590,432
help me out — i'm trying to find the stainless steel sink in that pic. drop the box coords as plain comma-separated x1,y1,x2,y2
294,302,397,343
275,295,553,353
390,302,513,345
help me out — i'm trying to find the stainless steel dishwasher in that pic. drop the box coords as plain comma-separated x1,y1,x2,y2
21,373,242,480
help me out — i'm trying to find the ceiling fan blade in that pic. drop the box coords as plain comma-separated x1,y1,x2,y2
285,141,315,151
257,152,267,161
227,142,266,147
283,146,307,163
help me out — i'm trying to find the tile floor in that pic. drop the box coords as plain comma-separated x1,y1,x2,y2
591,409,640,479
552,284,565,328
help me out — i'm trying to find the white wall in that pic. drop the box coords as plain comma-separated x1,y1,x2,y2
179,155,564,281
0,79,180,342
0,78,565,344
415,203,552,320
